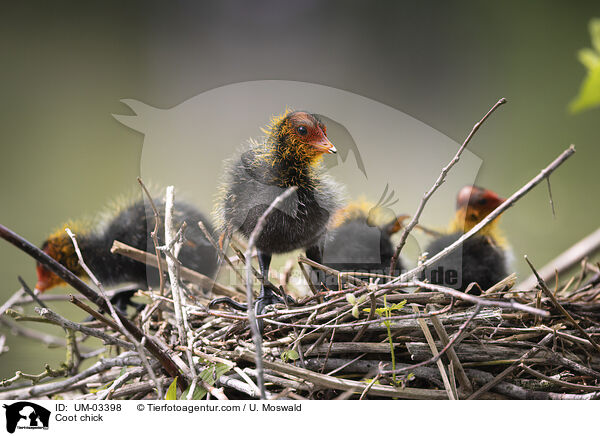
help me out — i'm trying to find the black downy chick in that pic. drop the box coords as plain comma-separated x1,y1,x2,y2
212,110,343,327
310,198,407,291
35,197,218,313
421,185,509,295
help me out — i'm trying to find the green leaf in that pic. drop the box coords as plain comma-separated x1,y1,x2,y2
357,295,367,305
570,18,600,114
187,363,232,400
591,18,600,53
165,377,178,400
352,305,360,319
182,384,206,400
281,349,300,362
346,293,356,305
390,300,407,311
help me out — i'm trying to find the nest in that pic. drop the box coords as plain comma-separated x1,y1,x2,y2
0,119,596,400
0,232,599,400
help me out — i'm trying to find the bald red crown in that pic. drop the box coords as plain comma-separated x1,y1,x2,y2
456,185,505,212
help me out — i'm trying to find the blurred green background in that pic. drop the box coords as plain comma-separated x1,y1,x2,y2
1,1,599,379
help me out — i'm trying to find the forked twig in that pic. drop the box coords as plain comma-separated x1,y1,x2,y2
65,228,165,398
389,98,507,274
245,186,298,399
391,145,576,285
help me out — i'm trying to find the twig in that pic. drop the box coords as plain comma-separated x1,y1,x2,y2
28,354,143,398
17,277,48,309
164,186,198,397
524,255,600,353
96,367,147,400
389,98,507,274
0,288,25,317
198,221,244,282
0,223,182,387
34,307,134,350
137,177,166,295
380,304,481,376
0,364,69,389
413,304,456,399
110,240,240,298
467,333,553,400
406,280,549,317
298,256,365,287
546,176,556,218
428,306,473,393
391,145,576,284
245,186,298,400
0,317,69,349
238,349,448,399
519,228,600,290
65,228,166,398
69,295,121,331
519,364,600,392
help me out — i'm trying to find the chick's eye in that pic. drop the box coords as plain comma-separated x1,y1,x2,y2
478,199,487,205
296,126,308,136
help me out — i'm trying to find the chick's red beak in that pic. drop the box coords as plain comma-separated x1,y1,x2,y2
310,135,337,154
35,264,61,293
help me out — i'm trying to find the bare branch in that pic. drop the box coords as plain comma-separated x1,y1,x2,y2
245,186,298,399
389,98,507,273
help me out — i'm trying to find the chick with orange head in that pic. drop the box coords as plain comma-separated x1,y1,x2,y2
212,110,343,325
35,198,218,311
421,185,510,294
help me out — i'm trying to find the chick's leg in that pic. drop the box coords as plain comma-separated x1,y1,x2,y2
255,251,278,314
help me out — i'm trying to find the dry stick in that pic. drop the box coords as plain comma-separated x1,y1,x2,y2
413,305,456,400
389,98,507,274
352,293,377,342
65,228,165,398
519,228,600,290
524,255,600,353
238,350,448,399
33,307,134,350
407,280,548,317
298,256,366,287
265,298,456,330
69,295,120,331
164,187,203,399
137,177,166,295
519,364,600,392
110,240,240,298
380,304,482,376
17,277,48,309
428,308,473,393
198,221,244,282
391,145,577,285
467,332,554,400
245,186,298,400
0,317,69,349
0,288,25,317
28,354,143,398
164,188,187,358
0,224,182,389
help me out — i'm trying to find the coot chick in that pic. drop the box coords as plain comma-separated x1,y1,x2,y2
36,197,218,312
311,199,406,290
421,185,509,294
213,110,343,323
